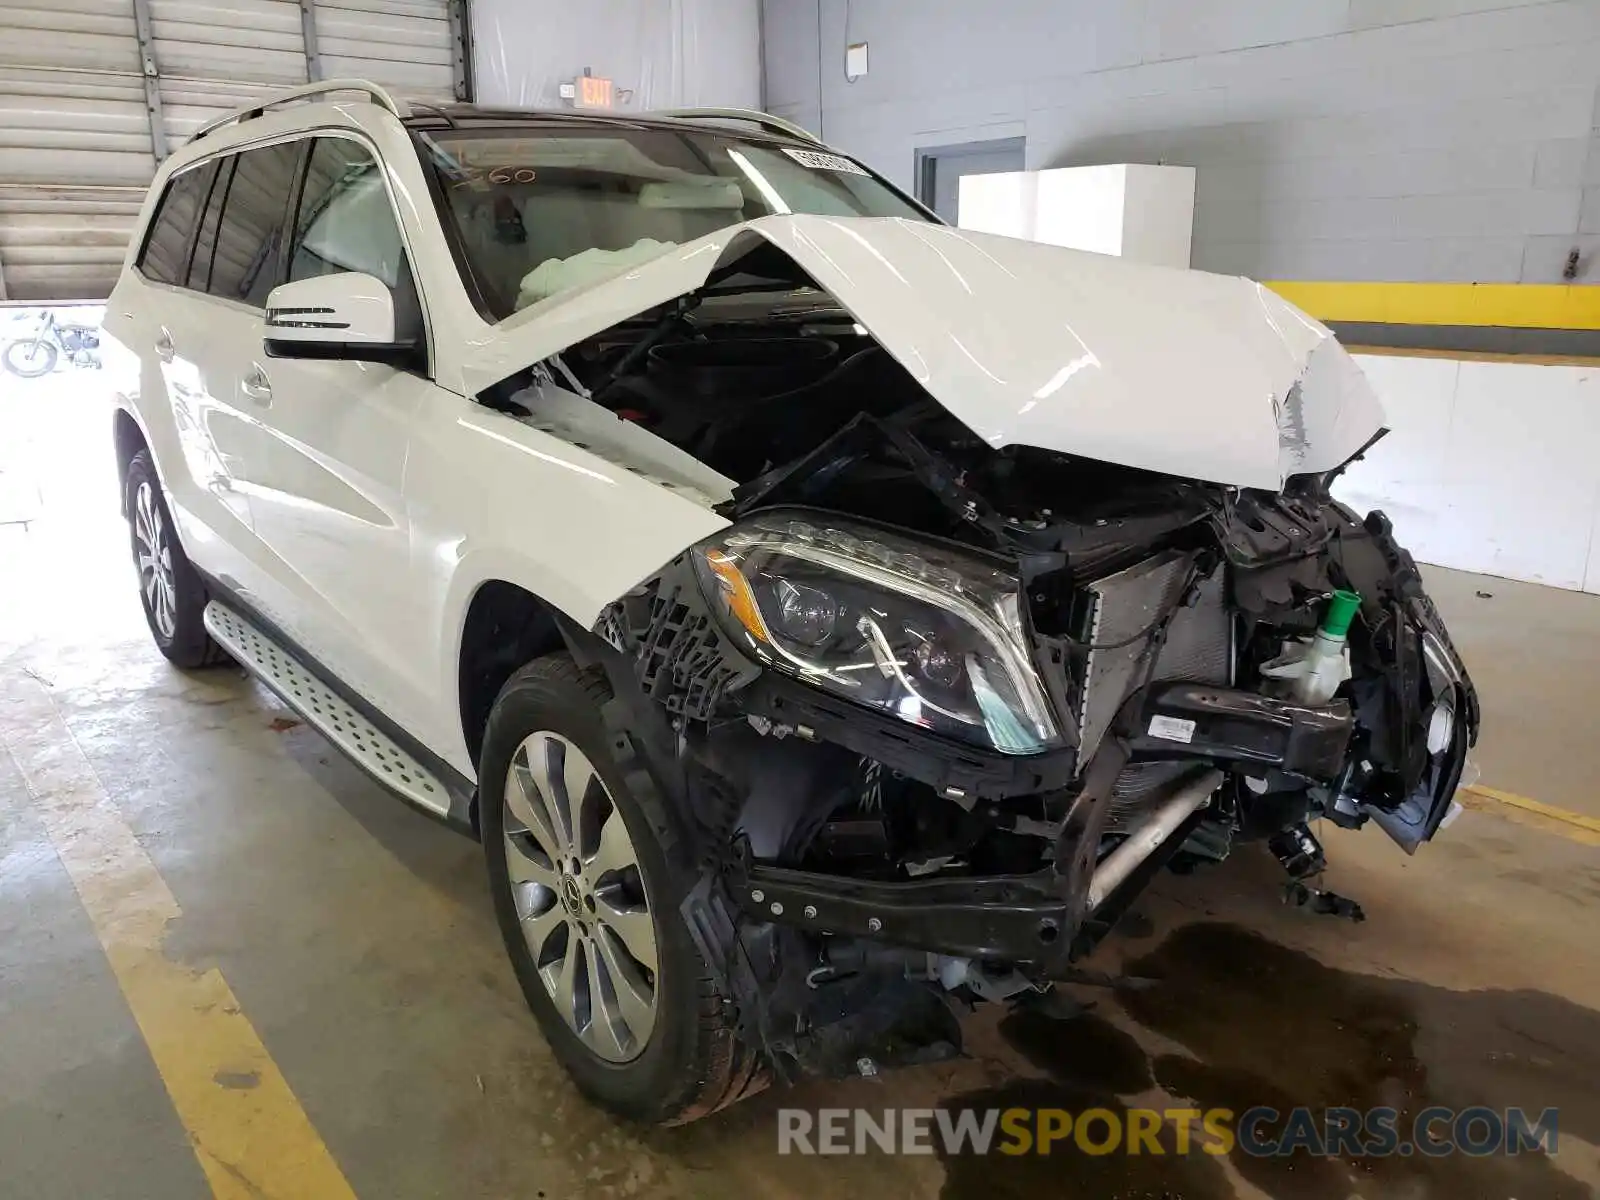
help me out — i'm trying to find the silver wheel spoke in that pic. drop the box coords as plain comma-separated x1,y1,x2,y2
516,883,567,962
594,926,655,1044
522,905,567,959
594,894,657,976
529,735,578,851
541,932,585,1030
582,941,631,1061
506,750,565,858
505,832,561,890
530,734,579,848
559,744,595,843
585,807,636,880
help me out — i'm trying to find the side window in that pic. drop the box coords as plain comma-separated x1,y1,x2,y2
137,161,216,286
210,141,301,306
289,139,406,288
186,155,236,292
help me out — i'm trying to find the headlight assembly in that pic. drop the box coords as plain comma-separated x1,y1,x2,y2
692,513,1061,755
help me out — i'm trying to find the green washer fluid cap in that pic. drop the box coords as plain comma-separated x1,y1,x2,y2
1322,589,1361,638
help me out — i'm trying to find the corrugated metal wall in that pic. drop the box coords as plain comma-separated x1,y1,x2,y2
316,0,455,97
0,0,458,301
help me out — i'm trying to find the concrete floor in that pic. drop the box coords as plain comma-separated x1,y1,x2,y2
2,373,1599,1198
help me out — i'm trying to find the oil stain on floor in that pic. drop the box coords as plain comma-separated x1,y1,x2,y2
939,923,1599,1199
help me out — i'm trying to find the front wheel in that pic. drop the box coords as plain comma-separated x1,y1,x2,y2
3,338,58,378
125,451,229,668
480,654,764,1123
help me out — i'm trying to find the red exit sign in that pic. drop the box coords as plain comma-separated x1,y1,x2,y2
575,75,614,109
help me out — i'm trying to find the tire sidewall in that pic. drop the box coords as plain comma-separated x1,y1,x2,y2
480,664,708,1121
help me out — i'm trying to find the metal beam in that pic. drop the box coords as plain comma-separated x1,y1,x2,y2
129,0,169,162
298,0,323,83
447,0,473,101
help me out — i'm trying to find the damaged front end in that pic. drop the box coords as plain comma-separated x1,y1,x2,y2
483,219,1478,1082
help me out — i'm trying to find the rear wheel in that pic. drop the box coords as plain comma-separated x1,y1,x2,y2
3,339,57,378
125,451,229,668
480,654,765,1123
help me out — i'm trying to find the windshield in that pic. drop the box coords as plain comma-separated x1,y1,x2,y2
416,126,930,321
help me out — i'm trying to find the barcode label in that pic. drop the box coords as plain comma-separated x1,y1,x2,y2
782,148,870,176
1147,715,1197,744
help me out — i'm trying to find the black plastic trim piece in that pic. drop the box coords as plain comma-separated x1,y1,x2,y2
1127,681,1354,780
196,571,479,836
729,859,1075,970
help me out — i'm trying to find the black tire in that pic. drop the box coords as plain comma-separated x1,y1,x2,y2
125,450,230,669
4,338,58,378
481,654,765,1124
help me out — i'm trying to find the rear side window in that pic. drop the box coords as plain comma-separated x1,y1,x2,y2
186,156,236,292
138,161,216,286
210,141,302,306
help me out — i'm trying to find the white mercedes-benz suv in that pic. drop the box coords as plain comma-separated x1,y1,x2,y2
107,81,1477,1123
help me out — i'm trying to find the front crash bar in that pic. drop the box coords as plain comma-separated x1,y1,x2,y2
726,769,1225,974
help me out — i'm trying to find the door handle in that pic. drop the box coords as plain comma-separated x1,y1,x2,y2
154,327,174,363
241,364,273,406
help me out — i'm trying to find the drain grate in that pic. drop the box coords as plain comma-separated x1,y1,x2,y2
204,602,450,817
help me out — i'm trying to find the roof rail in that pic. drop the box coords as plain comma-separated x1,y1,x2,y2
653,107,821,145
189,79,407,144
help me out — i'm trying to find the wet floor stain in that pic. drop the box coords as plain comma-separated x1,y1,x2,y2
938,923,1600,1199
937,1073,1236,1199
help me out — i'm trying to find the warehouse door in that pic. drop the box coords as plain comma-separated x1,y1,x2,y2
0,0,463,301
915,138,1025,225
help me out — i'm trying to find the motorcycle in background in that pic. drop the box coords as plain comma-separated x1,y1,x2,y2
3,309,103,378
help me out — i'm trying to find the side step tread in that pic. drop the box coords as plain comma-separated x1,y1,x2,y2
203,601,450,816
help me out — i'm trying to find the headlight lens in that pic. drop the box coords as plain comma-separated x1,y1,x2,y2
693,513,1060,755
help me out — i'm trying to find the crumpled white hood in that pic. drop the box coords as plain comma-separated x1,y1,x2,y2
477,215,1385,491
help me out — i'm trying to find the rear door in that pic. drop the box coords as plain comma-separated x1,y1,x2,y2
105,155,261,585
177,139,307,615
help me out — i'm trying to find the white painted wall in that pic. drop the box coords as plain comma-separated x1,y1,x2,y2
1337,355,1600,594
958,165,1195,267
471,0,760,111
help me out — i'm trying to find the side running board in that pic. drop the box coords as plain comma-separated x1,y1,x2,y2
203,601,451,817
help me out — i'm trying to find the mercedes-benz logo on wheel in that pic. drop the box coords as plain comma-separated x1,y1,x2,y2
560,874,583,917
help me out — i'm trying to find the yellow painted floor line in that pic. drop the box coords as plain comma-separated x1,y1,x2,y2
1459,784,1600,846
1,673,358,1200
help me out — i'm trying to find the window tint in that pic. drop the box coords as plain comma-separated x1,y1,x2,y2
210,141,301,306
186,156,235,292
289,138,405,288
138,161,216,286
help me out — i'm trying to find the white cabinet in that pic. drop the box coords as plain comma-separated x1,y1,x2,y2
958,164,1196,268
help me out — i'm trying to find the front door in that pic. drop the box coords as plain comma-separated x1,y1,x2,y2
240,134,434,736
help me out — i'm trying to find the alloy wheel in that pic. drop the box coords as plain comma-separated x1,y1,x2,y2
133,481,177,640
502,731,658,1062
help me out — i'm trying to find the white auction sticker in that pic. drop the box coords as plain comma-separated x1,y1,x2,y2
1147,715,1197,743
782,148,870,176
